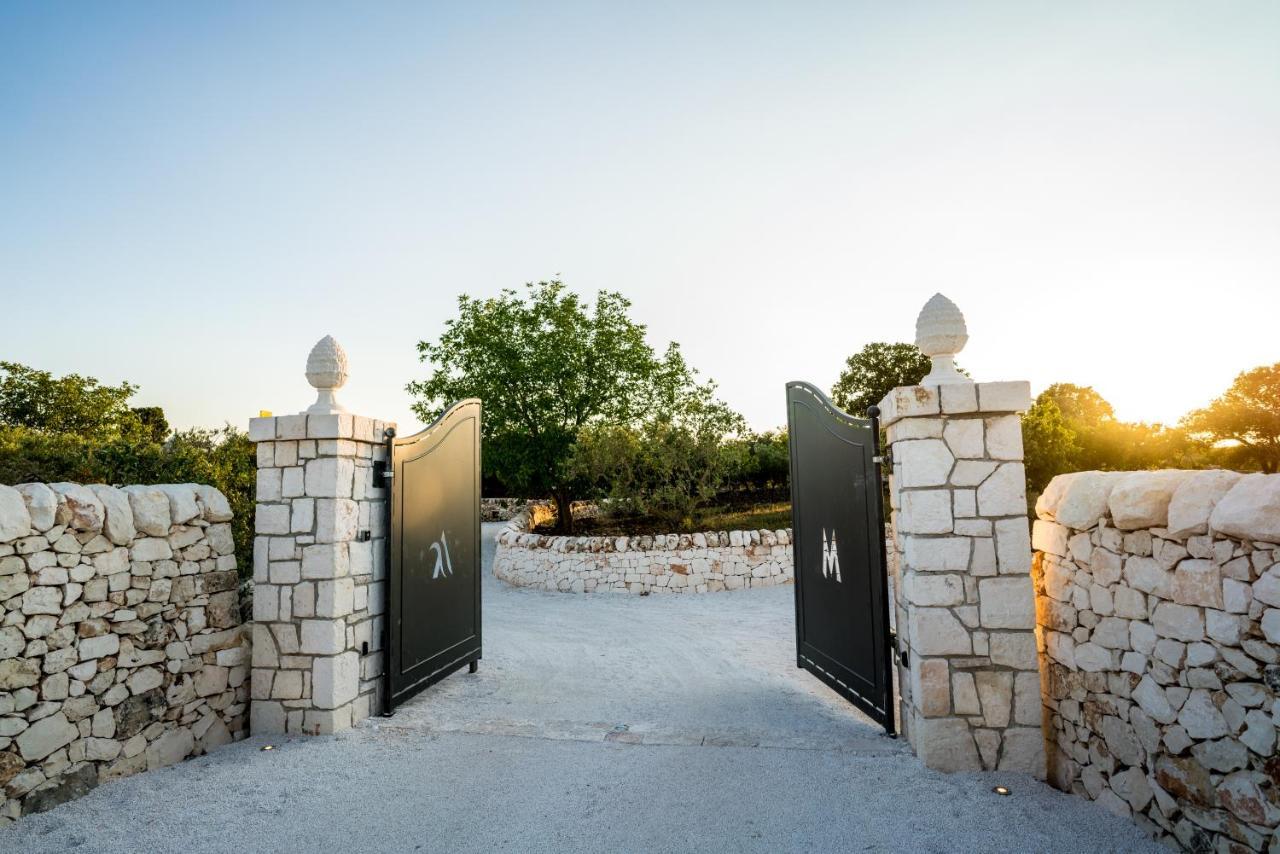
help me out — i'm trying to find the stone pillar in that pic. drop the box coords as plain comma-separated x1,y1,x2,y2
879,295,1043,776
246,337,392,735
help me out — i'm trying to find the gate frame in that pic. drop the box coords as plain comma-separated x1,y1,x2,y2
786,381,896,736
381,398,483,715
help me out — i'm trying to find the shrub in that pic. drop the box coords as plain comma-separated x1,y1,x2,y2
0,424,256,576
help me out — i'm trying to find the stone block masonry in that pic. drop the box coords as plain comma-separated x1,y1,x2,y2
248,412,392,734
879,381,1043,776
0,481,249,825
1034,469,1280,851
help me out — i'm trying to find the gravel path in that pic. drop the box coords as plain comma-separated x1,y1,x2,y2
2,523,1164,853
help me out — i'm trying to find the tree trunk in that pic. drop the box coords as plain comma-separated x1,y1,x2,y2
553,491,575,534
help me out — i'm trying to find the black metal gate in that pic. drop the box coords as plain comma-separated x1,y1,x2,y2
785,382,894,735
383,398,482,713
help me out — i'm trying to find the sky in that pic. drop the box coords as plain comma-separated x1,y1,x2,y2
2,1,1278,435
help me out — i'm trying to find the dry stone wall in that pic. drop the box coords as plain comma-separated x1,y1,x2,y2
493,507,793,594
1034,469,1280,852
0,482,248,825
480,498,526,522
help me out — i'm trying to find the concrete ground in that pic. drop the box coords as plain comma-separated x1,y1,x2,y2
2,523,1165,853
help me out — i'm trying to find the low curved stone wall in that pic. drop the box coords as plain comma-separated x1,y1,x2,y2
492,507,793,594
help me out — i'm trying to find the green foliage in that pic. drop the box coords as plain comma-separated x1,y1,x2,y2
1021,382,1218,511
1183,362,1280,473
0,361,139,438
832,342,942,416
0,363,255,576
718,430,790,497
1021,397,1080,500
408,280,743,532
570,385,745,529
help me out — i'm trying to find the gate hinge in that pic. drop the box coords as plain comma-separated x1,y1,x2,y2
874,449,891,466
372,460,392,481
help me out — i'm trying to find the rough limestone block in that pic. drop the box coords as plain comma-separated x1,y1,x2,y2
903,537,970,571
314,499,360,543
975,381,1031,413
983,415,1023,460
978,577,1036,629
939,382,977,414
255,505,290,535
895,440,955,488
1166,470,1241,539
992,521,1029,578
1108,470,1192,530
1208,473,1280,544
312,652,360,710
942,420,984,459
120,485,171,536
307,413,354,439
49,482,105,532
913,717,980,772
248,416,277,441
913,658,951,717
276,414,307,440
977,463,1027,517
0,484,32,542
908,607,973,655
1036,471,1119,530
904,572,964,606
14,483,56,533
1032,520,1069,557
305,457,355,499
878,385,940,427
899,491,953,534
887,418,944,443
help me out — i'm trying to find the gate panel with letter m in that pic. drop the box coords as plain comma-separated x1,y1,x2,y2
384,398,482,713
786,382,894,735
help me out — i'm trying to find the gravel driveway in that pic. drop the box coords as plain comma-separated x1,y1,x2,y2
1,523,1164,853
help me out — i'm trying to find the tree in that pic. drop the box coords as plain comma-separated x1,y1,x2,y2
1021,396,1080,499
1038,383,1115,425
0,361,138,438
831,343,933,416
571,387,745,528
407,280,738,532
131,406,171,444
1183,363,1280,473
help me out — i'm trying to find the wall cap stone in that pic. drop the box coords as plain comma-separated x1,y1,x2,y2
248,414,394,444
878,381,1030,427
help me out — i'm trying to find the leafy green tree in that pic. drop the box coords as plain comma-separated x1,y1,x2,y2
831,343,933,416
0,361,138,438
718,430,790,498
1038,382,1115,424
1021,396,1080,502
130,406,171,444
408,280,738,531
1183,363,1280,473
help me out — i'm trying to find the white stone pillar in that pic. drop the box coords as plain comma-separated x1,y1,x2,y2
879,295,1044,776
246,337,392,735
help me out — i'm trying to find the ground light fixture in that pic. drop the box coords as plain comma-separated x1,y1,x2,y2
992,786,1010,796
261,745,275,751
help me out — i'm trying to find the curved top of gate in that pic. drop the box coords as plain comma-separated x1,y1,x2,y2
388,397,481,447
784,381,874,429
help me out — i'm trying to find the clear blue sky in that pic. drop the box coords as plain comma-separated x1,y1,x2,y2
3,1,1278,434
